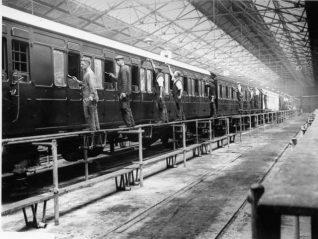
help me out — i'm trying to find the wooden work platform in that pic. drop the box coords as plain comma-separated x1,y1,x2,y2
249,111,318,239
259,113,318,215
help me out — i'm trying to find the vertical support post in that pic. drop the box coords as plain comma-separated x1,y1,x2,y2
249,115,252,136
209,119,213,154
263,114,265,130
182,123,187,167
83,135,89,181
311,215,318,239
173,124,176,150
51,140,59,226
239,116,242,142
294,216,300,239
226,118,230,148
248,184,280,239
138,128,144,187
195,119,199,144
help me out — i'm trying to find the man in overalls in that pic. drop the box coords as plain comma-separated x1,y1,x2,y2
109,55,135,127
168,65,184,121
149,59,169,123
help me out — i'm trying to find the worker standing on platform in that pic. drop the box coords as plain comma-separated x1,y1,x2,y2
209,94,217,117
254,88,260,109
248,87,255,110
149,58,169,123
167,64,184,121
108,55,135,127
70,57,100,131
233,82,243,112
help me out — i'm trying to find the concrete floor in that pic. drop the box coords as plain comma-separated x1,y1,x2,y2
1,115,308,239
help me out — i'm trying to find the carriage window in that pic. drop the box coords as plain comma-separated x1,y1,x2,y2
194,79,199,96
164,73,170,95
225,86,229,98
204,84,209,97
94,58,103,89
140,68,146,92
131,65,139,92
2,37,8,81
201,81,204,97
183,77,188,95
146,69,153,93
67,52,80,89
104,59,114,90
231,87,235,99
53,50,66,87
12,39,29,82
218,85,222,98
201,81,205,97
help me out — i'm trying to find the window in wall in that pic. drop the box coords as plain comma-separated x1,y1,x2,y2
201,81,204,97
201,81,206,97
2,37,8,81
146,69,153,92
32,43,54,86
94,58,103,89
53,50,66,87
164,73,170,95
140,68,146,92
194,79,199,96
104,59,114,90
225,86,229,98
218,85,222,98
191,79,195,96
183,76,188,95
12,39,29,82
204,84,209,97
67,52,80,89
187,78,191,96
131,65,139,92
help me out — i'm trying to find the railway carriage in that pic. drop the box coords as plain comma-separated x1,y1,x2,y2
2,7,289,173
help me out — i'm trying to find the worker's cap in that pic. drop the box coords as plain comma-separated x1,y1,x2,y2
115,55,124,60
174,71,182,77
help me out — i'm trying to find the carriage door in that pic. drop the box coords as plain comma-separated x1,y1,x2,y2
67,48,83,126
131,57,141,122
104,57,119,123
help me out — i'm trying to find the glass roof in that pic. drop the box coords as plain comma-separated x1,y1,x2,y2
3,0,313,94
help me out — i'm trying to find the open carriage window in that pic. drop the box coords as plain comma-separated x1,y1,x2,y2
93,58,103,89
12,39,29,83
67,52,80,89
2,37,8,81
104,59,114,90
53,50,66,87
131,65,139,92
